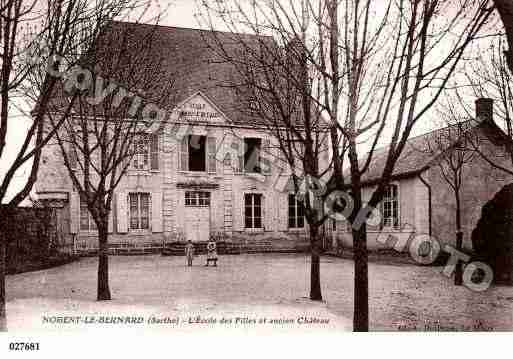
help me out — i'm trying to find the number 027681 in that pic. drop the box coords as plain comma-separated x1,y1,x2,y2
9,342,40,351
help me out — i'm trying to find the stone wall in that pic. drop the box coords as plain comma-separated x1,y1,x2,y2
427,126,513,251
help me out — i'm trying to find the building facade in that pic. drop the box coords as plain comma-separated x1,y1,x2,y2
36,90,320,253
33,23,331,254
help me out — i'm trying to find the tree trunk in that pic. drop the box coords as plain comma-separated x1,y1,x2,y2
97,222,111,301
0,237,6,332
0,205,9,331
353,223,369,331
455,192,463,286
309,225,322,301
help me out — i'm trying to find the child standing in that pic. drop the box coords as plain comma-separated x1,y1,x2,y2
185,240,195,266
205,239,218,267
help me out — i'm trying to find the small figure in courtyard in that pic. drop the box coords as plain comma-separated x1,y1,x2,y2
205,238,218,267
185,240,195,266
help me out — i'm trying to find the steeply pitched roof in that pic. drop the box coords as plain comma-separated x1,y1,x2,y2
353,119,509,185
48,21,274,126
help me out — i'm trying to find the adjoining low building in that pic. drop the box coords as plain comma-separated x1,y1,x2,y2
34,22,330,255
330,98,513,253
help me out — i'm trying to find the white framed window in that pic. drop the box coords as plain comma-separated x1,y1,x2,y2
132,134,159,171
132,135,149,170
288,194,305,229
381,184,399,229
185,191,211,206
244,193,262,229
129,192,151,230
80,196,97,231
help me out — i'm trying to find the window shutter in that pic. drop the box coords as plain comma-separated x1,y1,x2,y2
365,203,379,231
234,191,243,231
179,136,188,171
207,136,217,174
68,145,78,170
151,191,163,232
150,133,159,170
262,139,271,175
281,150,291,175
264,193,273,230
279,193,288,231
117,191,128,233
108,208,114,233
236,138,244,173
122,141,132,171
69,191,80,234
379,201,384,230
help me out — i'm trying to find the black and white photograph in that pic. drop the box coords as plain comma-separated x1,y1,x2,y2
1,0,513,354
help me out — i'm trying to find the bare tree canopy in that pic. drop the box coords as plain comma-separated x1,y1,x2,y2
32,14,177,301
198,0,494,331
0,0,148,332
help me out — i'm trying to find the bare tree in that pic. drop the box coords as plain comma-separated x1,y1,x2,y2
38,20,177,301
420,108,477,285
199,0,344,303
461,39,513,174
199,0,493,331
0,0,140,332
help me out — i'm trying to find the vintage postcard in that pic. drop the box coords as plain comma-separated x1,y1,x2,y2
1,0,513,356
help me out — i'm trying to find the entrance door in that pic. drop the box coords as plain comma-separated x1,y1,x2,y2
184,191,211,242
185,207,210,242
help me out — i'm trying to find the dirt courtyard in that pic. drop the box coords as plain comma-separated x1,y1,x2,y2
5,253,513,331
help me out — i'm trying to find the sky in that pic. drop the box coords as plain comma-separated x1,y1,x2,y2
0,0,498,204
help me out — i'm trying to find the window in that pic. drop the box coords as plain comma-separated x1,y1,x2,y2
132,134,159,170
288,194,305,228
189,135,206,171
244,138,262,173
185,191,211,206
381,185,399,228
179,135,216,173
132,135,149,170
80,196,96,231
244,193,262,229
129,192,151,230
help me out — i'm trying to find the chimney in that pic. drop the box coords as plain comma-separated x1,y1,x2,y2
475,97,494,123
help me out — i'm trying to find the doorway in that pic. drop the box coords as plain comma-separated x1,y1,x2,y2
184,191,211,242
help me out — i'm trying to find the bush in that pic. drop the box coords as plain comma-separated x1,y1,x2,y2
472,183,513,284
2,206,76,274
